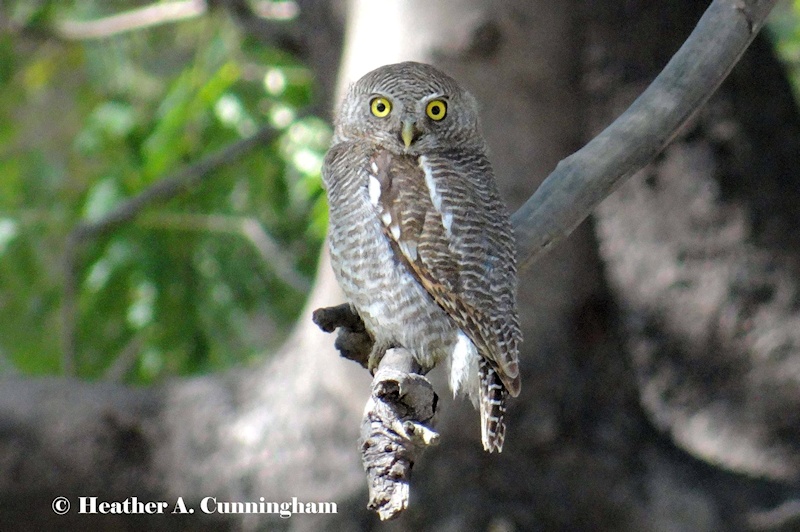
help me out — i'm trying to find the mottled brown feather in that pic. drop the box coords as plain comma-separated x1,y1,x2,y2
367,149,520,397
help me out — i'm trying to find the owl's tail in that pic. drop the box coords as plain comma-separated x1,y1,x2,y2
479,358,508,453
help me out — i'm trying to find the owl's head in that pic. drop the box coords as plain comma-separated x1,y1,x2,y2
334,62,483,154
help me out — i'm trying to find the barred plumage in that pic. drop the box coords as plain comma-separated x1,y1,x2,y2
479,358,508,453
323,62,521,452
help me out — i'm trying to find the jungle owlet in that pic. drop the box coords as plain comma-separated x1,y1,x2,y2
322,61,521,452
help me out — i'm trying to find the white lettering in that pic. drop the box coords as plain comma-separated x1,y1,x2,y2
78,496,168,514
172,496,190,514
80,496,96,513
195,496,338,517
200,496,216,514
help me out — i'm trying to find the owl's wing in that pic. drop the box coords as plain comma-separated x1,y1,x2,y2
366,149,521,396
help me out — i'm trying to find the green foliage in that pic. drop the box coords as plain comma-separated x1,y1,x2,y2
5,3,794,384
0,1,328,382
769,2,800,99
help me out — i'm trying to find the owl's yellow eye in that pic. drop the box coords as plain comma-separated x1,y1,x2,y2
370,97,392,118
425,99,447,121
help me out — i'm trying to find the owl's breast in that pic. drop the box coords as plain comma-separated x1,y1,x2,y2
323,143,458,367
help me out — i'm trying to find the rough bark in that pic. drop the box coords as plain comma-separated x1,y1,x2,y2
589,1,800,482
2,1,800,530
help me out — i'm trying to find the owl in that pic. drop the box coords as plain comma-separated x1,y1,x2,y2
322,61,521,452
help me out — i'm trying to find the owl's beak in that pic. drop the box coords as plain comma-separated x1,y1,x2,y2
401,120,421,149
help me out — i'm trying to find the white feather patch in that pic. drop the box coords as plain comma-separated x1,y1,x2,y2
419,155,451,236
368,175,381,207
390,223,401,240
399,240,418,262
442,212,454,234
450,330,478,400
419,155,443,212
381,211,392,226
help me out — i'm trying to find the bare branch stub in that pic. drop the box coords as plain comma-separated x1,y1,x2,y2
361,348,439,520
312,304,373,368
313,308,440,519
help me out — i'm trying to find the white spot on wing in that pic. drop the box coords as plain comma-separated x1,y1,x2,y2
381,211,392,226
368,175,381,206
370,161,379,173
419,155,443,211
442,212,454,234
419,155,451,236
390,223,401,240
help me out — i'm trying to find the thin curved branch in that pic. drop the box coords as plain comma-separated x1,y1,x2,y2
512,0,778,271
71,127,277,243
62,127,278,373
56,0,208,40
136,212,310,292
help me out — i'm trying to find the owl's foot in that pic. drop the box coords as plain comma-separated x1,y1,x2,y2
312,304,374,368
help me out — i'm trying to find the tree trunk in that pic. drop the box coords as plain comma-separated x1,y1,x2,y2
1,0,799,530
590,5,800,481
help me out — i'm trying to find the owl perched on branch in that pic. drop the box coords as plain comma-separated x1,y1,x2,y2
322,61,521,452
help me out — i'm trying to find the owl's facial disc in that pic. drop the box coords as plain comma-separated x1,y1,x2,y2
401,119,422,149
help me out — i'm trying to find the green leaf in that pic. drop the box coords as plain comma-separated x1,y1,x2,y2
0,218,19,257
83,178,123,221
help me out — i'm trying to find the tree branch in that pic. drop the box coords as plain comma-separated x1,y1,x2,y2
56,0,208,40
312,303,374,367
513,0,778,271
312,306,439,520
361,348,438,520
71,127,277,243
136,212,310,292
61,126,278,373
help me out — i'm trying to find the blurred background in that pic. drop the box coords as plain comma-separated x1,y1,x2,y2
3,1,800,530
1,0,334,382
0,0,798,384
